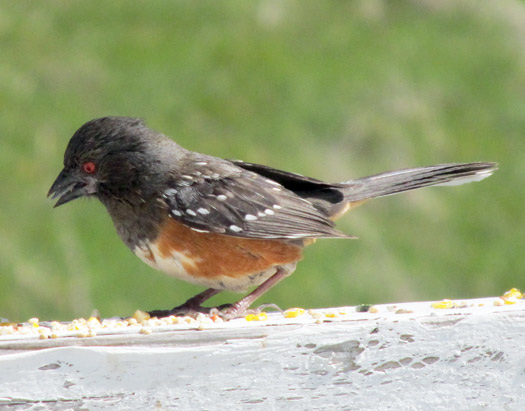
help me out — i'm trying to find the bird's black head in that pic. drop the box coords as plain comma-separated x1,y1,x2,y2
48,116,165,207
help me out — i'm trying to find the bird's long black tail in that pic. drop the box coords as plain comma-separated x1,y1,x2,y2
341,162,497,203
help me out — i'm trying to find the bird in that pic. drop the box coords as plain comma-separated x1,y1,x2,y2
48,116,497,318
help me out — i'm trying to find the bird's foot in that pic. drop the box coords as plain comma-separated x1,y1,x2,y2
148,304,212,319
148,288,222,318
148,301,282,321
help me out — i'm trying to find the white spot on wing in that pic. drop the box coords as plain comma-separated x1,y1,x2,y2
171,209,182,217
285,233,310,239
190,227,209,233
229,225,242,232
266,179,281,186
257,211,266,217
195,161,208,166
186,209,197,216
245,214,257,221
197,208,210,215
164,188,178,197
273,204,282,209
217,194,227,201
264,209,275,215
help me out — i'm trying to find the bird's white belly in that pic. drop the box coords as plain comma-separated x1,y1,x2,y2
133,243,283,292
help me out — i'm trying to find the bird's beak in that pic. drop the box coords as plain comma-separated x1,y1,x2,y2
48,168,97,207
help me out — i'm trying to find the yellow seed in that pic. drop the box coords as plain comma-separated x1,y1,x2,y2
168,315,181,324
50,321,62,330
87,318,101,328
28,318,39,327
133,310,151,322
309,311,323,320
504,297,518,305
395,308,414,314
325,312,338,318
255,312,268,321
368,306,379,314
37,328,50,339
284,308,305,318
245,312,269,321
90,309,101,321
0,326,14,335
432,299,454,309
196,313,212,323
149,318,163,327
503,288,523,300
493,298,505,306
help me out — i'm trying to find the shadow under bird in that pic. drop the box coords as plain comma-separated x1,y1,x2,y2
48,117,497,318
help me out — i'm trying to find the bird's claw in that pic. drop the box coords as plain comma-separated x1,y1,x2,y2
148,302,282,321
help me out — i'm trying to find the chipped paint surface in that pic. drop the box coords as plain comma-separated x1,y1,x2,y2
1,297,524,409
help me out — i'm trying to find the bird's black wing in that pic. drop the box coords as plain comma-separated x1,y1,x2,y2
162,156,349,239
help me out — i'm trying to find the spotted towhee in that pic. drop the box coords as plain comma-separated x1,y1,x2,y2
48,117,496,318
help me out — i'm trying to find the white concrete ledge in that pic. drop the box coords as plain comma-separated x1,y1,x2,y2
1,296,525,409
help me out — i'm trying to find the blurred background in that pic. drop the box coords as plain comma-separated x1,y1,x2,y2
1,0,523,322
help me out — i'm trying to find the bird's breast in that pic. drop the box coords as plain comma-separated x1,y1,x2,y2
133,217,303,292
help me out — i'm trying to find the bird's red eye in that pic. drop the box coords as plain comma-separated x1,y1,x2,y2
82,162,96,174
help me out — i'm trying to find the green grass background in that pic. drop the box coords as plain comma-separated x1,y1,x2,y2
1,0,523,321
